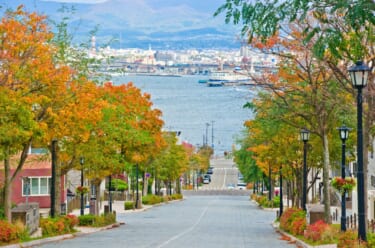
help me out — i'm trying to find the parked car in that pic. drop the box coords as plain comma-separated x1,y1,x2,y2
207,168,213,174
203,175,211,184
237,182,247,190
227,183,235,190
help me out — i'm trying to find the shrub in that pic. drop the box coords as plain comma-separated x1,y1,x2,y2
78,213,116,227
78,214,96,226
142,194,163,205
367,233,375,248
303,219,337,243
12,220,30,242
40,215,78,236
253,194,279,208
100,213,116,227
279,208,306,235
337,230,367,248
290,216,306,236
124,201,135,210
250,194,257,201
0,220,19,243
62,215,79,231
171,194,183,200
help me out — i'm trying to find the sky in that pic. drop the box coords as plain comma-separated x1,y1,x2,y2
0,0,239,49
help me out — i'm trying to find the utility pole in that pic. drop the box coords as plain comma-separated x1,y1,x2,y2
211,120,214,150
205,122,210,147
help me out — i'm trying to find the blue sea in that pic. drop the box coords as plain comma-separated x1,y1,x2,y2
113,75,256,155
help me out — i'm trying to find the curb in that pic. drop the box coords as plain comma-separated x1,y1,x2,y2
272,223,337,248
2,223,123,248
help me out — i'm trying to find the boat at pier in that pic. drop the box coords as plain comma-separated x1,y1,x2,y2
208,70,250,83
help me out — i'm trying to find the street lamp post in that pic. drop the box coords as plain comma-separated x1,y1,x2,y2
80,157,85,216
50,139,57,218
279,164,283,217
135,164,139,209
268,162,272,201
300,128,310,211
211,120,214,150
338,125,350,231
348,61,370,241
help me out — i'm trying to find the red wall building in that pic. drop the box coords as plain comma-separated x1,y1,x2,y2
7,155,66,209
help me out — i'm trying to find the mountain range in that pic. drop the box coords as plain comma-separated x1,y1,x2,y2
0,0,241,50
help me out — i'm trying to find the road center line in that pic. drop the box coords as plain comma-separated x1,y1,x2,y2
156,200,213,248
222,168,227,189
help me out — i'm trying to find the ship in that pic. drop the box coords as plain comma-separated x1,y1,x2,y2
208,69,251,83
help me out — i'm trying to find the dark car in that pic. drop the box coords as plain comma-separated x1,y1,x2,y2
207,167,213,174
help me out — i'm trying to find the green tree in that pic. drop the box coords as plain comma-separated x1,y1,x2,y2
153,132,189,195
0,88,39,221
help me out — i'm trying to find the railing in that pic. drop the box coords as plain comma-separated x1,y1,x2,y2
343,213,375,233
103,191,131,201
67,196,81,213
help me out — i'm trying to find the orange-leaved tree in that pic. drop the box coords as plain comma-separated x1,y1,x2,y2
0,6,74,220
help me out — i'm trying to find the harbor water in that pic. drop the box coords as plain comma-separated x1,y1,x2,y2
113,75,256,155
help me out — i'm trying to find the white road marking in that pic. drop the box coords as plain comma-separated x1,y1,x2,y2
156,200,215,248
221,168,227,189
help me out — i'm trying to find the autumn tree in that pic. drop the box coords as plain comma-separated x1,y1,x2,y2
0,6,77,219
215,0,374,222
216,10,358,220
254,40,351,221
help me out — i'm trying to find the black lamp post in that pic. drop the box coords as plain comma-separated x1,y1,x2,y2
338,125,350,231
80,157,85,216
279,164,283,217
135,164,139,209
268,162,272,201
50,139,57,218
348,61,370,241
300,128,310,211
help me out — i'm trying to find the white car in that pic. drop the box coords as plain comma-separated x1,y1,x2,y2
237,182,247,190
203,175,211,184
227,183,235,190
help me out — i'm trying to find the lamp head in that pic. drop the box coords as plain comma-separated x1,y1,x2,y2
338,125,350,141
348,61,370,88
300,128,310,142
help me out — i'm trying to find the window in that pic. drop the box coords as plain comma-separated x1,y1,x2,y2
22,177,52,196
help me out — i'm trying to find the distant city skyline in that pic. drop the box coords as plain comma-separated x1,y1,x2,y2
1,0,241,50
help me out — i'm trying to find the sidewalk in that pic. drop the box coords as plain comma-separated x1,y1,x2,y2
3,202,153,248
70,200,134,216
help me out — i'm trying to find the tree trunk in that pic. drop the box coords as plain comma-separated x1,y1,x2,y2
176,178,181,194
142,172,147,196
322,133,331,223
94,180,101,215
4,148,12,221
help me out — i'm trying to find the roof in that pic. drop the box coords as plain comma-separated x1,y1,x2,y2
11,154,51,170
